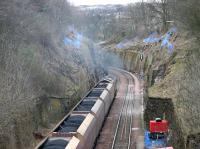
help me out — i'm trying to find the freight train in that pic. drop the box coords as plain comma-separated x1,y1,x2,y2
35,76,117,149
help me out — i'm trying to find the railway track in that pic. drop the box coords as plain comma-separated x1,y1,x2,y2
35,68,143,149
95,68,143,149
111,70,135,149
35,76,118,149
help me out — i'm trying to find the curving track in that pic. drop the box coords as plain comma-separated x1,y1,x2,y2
95,68,144,149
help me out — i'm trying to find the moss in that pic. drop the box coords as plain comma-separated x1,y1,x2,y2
51,99,61,110
148,58,184,99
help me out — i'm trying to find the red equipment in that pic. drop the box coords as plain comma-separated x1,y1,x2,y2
150,118,169,133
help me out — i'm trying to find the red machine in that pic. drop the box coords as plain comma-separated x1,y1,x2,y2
150,118,169,133
146,118,172,148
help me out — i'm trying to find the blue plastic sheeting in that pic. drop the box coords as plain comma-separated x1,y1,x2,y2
144,131,167,149
143,27,177,54
116,39,129,49
143,32,160,44
63,30,83,49
116,42,125,49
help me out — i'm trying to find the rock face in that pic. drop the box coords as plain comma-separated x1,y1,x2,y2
0,35,106,149
0,1,108,148
145,40,200,148
105,33,200,148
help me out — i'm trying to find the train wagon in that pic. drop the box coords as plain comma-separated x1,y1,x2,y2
35,76,117,149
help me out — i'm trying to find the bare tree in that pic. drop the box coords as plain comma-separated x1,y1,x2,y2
176,0,200,39
147,0,171,31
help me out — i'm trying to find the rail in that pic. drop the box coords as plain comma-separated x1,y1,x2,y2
111,68,135,149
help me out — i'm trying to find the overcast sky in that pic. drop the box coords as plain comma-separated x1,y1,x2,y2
68,0,143,6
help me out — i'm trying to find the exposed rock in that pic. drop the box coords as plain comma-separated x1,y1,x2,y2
104,31,200,148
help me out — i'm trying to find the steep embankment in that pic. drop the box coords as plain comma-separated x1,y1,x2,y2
0,1,107,148
101,40,142,73
144,33,200,149
0,34,104,149
102,31,200,148
147,45,200,148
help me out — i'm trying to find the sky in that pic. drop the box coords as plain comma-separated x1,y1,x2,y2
68,0,143,6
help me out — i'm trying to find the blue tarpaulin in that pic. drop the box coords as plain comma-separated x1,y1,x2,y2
143,32,160,44
143,27,177,54
144,131,167,149
63,31,82,49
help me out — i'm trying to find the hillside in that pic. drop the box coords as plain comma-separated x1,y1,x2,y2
0,1,109,148
101,27,200,148
1,0,200,149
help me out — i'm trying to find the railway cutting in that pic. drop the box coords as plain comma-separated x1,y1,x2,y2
95,69,144,149
35,68,144,149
